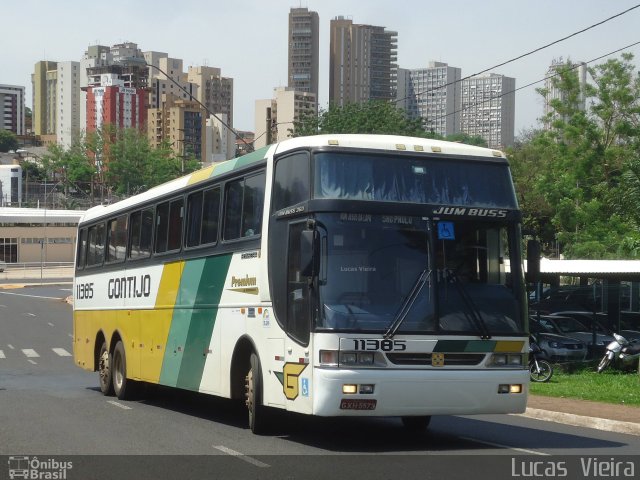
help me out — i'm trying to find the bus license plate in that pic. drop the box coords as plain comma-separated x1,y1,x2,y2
340,399,377,410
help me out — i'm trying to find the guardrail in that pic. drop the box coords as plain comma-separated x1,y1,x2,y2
0,262,74,281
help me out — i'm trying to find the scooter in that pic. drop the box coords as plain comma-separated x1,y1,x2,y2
529,337,553,382
597,333,640,373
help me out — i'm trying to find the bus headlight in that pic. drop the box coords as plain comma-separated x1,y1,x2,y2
489,353,523,367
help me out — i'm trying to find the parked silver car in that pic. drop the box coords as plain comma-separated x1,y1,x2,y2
530,316,588,362
550,311,640,342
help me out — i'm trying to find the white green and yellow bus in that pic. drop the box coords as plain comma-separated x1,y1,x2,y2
73,134,529,433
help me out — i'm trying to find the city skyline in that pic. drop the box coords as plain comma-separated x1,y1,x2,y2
3,0,640,137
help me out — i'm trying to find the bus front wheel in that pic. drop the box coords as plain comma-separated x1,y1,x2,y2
246,352,268,434
112,341,133,400
98,341,114,396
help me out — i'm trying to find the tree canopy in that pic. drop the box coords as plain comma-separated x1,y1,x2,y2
508,53,640,259
0,129,18,152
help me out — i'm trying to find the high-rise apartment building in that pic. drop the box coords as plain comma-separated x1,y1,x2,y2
461,74,515,149
205,114,235,164
543,57,587,129
288,7,319,98
397,62,462,137
86,74,147,133
0,85,25,135
80,45,112,133
148,94,205,162
187,66,233,126
32,61,58,137
57,62,81,147
329,17,397,106
254,87,316,149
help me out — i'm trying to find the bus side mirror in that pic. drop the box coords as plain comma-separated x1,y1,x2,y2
526,239,541,282
300,229,319,277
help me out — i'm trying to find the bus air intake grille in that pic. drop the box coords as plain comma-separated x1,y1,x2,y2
385,353,485,366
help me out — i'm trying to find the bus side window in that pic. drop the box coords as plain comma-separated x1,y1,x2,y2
224,179,244,240
167,199,184,251
186,191,203,247
106,214,127,263
129,208,153,259
86,223,105,267
201,186,220,244
76,228,87,269
242,173,265,237
155,202,170,253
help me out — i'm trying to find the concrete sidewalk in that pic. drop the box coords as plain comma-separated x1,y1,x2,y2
522,395,640,436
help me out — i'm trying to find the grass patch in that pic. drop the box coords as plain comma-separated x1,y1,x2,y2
529,364,640,406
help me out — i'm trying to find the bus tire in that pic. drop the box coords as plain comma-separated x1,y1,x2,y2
401,416,431,433
98,340,114,396
112,340,134,400
246,352,269,434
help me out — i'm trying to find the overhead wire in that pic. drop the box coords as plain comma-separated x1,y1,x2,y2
395,4,640,104
440,40,640,122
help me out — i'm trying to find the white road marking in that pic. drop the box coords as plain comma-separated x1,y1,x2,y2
22,349,40,358
68,334,73,338
48,322,55,327
107,400,132,410
52,348,71,357
0,291,61,300
458,436,548,456
0,350,5,359
213,445,270,468
7,344,14,349
24,313,36,317
27,359,37,365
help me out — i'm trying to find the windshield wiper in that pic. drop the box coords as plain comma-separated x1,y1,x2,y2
445,269,492,340
384,269,431,339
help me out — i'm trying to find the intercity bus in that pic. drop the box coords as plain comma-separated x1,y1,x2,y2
73,134,529,433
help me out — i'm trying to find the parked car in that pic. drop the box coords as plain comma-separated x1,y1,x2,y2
549,311,640,342
529,316,588,362
538,314,614,357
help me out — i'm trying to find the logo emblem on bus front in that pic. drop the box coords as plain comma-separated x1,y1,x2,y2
432,353,445,367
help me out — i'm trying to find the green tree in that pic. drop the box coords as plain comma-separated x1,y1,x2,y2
509,54,640,259
291,100,436,138
0,129,18,152
444,132,488,147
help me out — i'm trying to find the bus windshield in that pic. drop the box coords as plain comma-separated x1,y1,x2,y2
315,213,524,335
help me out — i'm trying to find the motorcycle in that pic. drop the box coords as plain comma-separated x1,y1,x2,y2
597,333,640,373
529,337,553,382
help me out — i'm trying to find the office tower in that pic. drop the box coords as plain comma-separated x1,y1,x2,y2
397,61,461,137
0,85,25,135
461,73,515,149
288,7,319,98
330,16,397,106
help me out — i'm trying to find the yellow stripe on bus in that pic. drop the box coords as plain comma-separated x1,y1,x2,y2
494,341,525,353
188,165,216,185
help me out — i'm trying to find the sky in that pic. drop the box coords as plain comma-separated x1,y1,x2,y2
3,0,640,137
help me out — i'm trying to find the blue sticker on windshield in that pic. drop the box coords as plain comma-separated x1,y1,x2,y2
438,222,455,240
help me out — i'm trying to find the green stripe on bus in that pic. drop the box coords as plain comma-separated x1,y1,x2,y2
159,259,206,387
176,254,232,390
208,146,269,179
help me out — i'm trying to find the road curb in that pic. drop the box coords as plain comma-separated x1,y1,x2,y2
518,407,640,436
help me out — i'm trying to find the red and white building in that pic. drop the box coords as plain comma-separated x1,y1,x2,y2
86,74,146,133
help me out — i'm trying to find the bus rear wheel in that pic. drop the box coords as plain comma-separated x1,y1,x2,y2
98,341,114,396
112,341,134,400
401,416,432,433
245,352,269,434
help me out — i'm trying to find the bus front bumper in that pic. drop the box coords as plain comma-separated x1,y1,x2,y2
312,367,529,417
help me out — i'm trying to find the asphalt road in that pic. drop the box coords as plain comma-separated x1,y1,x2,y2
1,285,639,479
